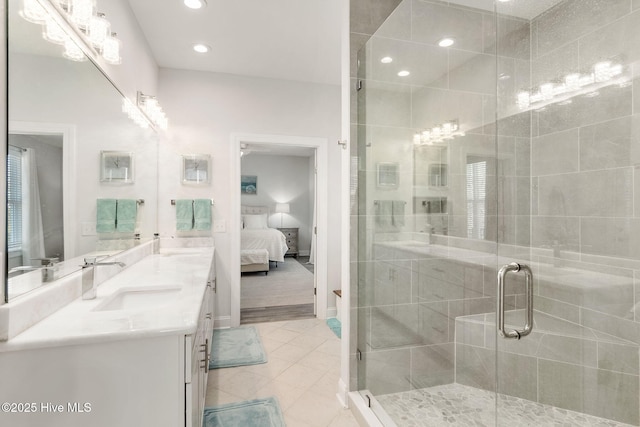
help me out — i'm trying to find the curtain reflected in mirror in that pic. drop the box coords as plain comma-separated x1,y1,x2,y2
7,134,63,280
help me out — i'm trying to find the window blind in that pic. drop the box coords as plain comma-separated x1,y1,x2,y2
7,146,23,252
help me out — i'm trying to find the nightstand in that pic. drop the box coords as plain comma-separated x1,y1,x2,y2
278,227,299,258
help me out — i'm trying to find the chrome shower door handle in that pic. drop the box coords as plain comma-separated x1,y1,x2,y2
497,262,534,340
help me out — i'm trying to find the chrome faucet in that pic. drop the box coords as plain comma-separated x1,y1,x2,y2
82,257,126,300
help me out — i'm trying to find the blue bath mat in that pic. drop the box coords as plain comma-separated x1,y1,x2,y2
326,317,341,338
203,397,285,427
209,326,267,369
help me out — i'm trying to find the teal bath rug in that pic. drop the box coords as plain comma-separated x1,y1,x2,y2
203,397,285,427
209,326,267,369
326,317,341,338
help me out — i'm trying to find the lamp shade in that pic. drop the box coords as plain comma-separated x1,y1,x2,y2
275,203,290,214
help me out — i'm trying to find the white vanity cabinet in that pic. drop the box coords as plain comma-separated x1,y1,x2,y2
0,247,216,427
187,276,215,427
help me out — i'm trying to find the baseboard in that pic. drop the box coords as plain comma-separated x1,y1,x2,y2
214,315,231,329
299,250,310,257
326,307,337,318
336,378,348,408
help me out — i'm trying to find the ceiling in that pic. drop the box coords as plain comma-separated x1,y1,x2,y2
126,0,342,85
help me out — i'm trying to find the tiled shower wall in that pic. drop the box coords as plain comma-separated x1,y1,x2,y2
352,1,640,424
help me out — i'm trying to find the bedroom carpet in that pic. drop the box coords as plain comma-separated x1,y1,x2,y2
241,258,314,309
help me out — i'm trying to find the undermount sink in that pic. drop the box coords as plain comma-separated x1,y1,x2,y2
93,286,182,312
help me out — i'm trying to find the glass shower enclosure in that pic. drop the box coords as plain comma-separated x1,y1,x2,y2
353,0,640,425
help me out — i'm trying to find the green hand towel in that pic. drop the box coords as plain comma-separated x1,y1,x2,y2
194,199,212,231
176,199,193,231
96,199,117,233
116,199,138,232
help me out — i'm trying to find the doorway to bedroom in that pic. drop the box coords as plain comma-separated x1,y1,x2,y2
239,144,317,324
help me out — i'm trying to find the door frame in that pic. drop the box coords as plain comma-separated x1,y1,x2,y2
229,133,328,327
8,121,77,261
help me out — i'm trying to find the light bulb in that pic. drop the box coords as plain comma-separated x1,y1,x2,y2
438,37,455,47
62,39,87,62
88,13,111,49
70,0,95,30
184,0,207,9
193,43,210,53
43,17,68,45
102,33,121,64
20,0,48,24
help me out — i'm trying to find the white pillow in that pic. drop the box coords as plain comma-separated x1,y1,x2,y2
243,214,268,229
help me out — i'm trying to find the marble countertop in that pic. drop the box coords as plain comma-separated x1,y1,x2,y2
0,247,214,353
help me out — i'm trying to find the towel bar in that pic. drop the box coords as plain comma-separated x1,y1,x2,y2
171,199,214,206
373,200,406,205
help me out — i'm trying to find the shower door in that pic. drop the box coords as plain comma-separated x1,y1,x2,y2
354,0,640,426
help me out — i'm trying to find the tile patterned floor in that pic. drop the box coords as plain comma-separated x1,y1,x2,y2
206,318,359,427
377,383,633,427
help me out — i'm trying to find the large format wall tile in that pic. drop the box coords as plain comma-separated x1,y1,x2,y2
531,128,579,176
536,85,632,136
410,343,455,388
580,116,634,171
351,0,404,36
538,359,639,425
579,10,640,70
535,0,630,58
363,347,411,395
485,14,530,60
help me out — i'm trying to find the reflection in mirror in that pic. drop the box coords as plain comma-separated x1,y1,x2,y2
7,132,64,278
6,0,158,301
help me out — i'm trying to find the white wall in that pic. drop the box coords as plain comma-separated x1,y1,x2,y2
157,69,342,324
9,53,158,257
241,154,313,255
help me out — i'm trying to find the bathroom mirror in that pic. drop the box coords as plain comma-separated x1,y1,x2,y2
5,0,159,301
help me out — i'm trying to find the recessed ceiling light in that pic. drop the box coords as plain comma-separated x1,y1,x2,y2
193,43,210,53
380,56,393,64
497,0,511,2
184,0,207,9
397,70,410,77
438,37,455,47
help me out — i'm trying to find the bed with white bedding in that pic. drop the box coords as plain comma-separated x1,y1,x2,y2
240,207,289,273
241,228,288,263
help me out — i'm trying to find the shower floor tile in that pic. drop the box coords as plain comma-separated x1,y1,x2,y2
377,383,631,426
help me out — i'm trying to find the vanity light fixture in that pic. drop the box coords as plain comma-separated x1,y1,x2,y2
102,32,122,64
193,43,211,53
184,0,207,9
413,120,465,146
137,92,169,130
122,98,151,129
516,60,624,110
397,70,410,77
438,37,455,47
19,0,122,65
380,56,393,64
